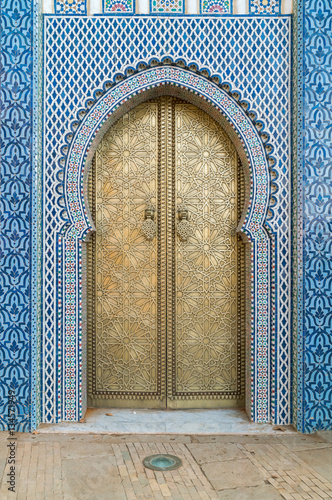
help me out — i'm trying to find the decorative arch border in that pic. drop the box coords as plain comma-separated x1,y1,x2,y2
61,65,272,423
64,65,273,241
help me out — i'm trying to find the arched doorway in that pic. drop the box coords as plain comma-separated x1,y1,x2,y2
87,96,245,409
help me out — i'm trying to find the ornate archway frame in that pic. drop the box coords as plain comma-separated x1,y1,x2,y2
62,65,272,423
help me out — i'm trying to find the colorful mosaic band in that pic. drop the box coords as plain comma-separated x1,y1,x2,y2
201,0,231,13
104,0,134,13
55,0,87,14
249,0,280,15
62,66,271,422
150,0,184,13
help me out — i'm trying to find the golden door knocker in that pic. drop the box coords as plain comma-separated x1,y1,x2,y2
177,206,192,241
142,204,157,240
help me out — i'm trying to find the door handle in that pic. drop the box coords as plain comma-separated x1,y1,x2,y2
142,204,156,241
177,206,192,241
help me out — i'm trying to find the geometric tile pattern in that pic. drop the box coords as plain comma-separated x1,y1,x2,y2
293,0,332,432
150,0,184,13
0,0,40,432
291,0,304,431
43,17,291,425
104,0,134,13
55,0,87,14
201,0,231,13
249,0,280,15
31,0,43,434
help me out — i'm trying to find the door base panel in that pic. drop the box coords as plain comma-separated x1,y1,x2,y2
88,397,244,409
166,399,245,409
88,398,167,409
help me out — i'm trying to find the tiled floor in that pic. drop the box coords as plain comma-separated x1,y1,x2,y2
1,430,332,499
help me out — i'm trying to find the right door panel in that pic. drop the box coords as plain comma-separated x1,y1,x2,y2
87,96,245,410
167,99,245,408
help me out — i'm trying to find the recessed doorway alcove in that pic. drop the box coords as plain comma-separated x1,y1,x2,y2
86,96,246,411
61,67,273,426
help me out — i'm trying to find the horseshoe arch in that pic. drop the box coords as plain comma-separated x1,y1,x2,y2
62,65,271,423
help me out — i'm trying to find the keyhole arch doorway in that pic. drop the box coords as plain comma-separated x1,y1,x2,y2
63,67,271,422
86,95,247,409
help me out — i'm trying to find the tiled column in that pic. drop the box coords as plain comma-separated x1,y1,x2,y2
293,0,332,432
0,0,42,431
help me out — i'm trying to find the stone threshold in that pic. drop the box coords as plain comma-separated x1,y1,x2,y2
37,408,296,435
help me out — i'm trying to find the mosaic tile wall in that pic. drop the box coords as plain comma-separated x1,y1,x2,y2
201,0,231,13
150,0,184,13
43,16,291,425
55,0,87,14
0,0,41,432
293,0,332,433
104,0,134,13
51,0,286,14
249,0,280,15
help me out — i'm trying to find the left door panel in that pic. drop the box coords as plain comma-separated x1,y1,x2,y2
87,102,167,408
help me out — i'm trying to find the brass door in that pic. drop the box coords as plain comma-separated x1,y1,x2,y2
87,97,245,409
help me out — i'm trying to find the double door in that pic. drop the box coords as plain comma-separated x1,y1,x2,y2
87,97,245,408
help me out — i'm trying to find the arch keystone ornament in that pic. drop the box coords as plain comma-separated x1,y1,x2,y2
61,65,271,423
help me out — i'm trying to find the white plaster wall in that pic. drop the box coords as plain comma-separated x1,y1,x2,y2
234,0,247,14
90,0,101,14
138,0,149,13
44,0,54,13
186,0,199,13
282,0,292,14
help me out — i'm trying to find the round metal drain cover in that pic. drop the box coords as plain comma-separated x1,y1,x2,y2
143,454,182,471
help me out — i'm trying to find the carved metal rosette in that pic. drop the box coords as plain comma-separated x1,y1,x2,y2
60,58,277,229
